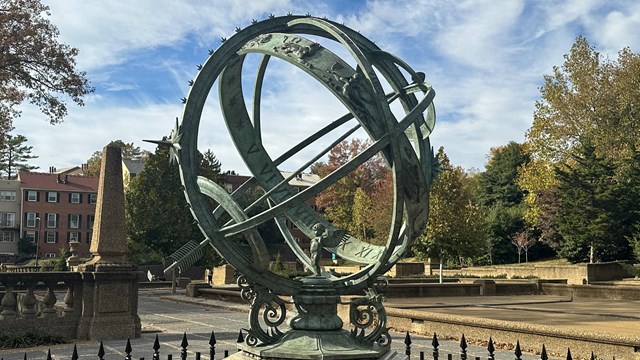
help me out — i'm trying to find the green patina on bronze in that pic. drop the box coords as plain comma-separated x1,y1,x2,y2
158,15,438,359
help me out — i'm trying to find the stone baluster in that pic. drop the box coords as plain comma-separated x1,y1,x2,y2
0,280,17,319
63,280,74,315
21,283,38,318
41,281,57,318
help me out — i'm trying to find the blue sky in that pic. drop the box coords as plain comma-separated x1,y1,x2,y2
14,0,640,174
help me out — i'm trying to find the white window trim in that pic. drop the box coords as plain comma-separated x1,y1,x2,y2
46,213,57,228
45,231,56,243
71,193,80,203
47,192,58,203
69,214,80,229
27,191,37,201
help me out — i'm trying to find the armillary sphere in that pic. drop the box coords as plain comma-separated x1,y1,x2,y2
158,14,438,354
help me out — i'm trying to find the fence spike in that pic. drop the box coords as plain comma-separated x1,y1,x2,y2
404,332,412,356
590,351,595,360
23,354,26,360
566,348,572,360
488,337,495,360
432,332,439,360
125,338,133,360
237,329,245,343
540,344,548,360
460,334,468,360
514,340,522,360
153,334,161,360
181,332,188,360
46,349,52,360
72,344,79,360
98,341,105,360
209,331,216,359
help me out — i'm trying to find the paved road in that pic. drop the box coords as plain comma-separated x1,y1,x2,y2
0,289,543,360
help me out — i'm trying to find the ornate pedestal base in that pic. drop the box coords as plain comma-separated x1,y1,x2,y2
234,276,393,360
231,329,393,360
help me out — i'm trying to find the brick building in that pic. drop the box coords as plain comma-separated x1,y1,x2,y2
18,172,98,259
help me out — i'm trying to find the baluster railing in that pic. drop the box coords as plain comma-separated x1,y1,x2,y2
21,283,37,318
1,279,17,319
41,280,57,318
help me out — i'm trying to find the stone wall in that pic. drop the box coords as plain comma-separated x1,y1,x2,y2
541,283,640,300
442,262,634,285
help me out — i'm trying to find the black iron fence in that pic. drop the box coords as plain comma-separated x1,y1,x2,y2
0,331,614,360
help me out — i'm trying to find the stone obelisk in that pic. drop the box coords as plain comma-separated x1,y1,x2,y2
77,144,141,340
81,144,132,270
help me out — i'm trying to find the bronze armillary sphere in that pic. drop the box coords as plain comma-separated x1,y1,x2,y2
163,14,437,357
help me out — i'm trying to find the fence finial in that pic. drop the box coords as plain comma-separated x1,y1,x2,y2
209,331,217,359
72,344,79,360
153,334,160,360
125,338,132,360
540,344,548,360
181,333,189,360
237,329,245,343
514,340,522,360
404,332,412,356
487,337,495,360
566,348,573,360
46,349,52,360
98,341,105,360
460,334,467,360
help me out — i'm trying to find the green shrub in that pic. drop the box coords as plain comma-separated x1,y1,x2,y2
0,332,65,349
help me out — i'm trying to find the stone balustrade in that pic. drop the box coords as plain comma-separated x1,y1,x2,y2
0,269,141,340
0,272,83,339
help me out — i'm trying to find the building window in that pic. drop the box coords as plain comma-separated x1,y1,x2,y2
68,231,80,242
1,231,15,242
87,214,95,229
86,231,92,244
26,212,37,227
1,212,15,227
47,192,58,202
45,231,57,243
46,213,57,228
69,214,80,229
89,193,97,204
27,191,38,201
25,231,36,242
70,193,81,203
0,191,16,201
45,253,56,258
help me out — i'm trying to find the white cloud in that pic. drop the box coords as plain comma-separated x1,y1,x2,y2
17,0,639,175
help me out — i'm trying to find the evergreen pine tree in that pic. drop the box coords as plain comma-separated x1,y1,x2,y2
0,133,38,178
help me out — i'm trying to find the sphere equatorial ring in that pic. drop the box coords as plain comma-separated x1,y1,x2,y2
176,16,436,295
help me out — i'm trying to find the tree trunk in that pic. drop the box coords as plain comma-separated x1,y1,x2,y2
589,243,595,263
439,259,443,284
518,250,521,264
525,249,529,263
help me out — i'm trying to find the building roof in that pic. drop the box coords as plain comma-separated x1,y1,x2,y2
122,159,146,175
18,172,98,192
280,171,321,187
